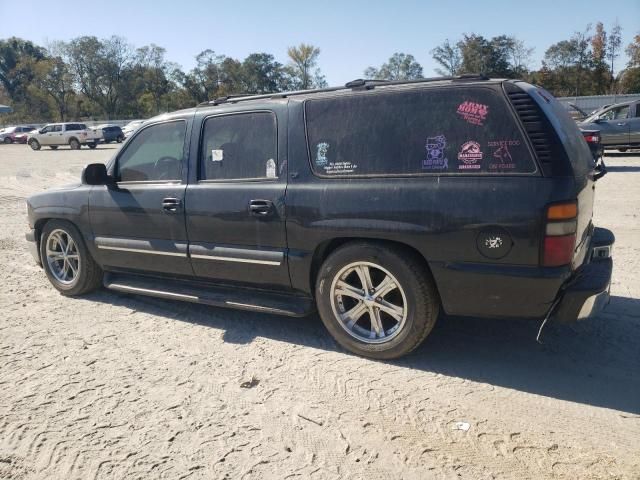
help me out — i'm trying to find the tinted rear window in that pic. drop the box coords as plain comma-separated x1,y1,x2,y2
305,87,536,176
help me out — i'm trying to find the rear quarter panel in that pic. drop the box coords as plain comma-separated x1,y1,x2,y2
286,99,575,319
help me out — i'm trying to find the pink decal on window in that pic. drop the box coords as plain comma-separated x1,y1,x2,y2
456,101,489,126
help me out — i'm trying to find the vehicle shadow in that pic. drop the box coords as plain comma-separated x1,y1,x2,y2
604,165,640,172
604,152,640,158
87,290,640,415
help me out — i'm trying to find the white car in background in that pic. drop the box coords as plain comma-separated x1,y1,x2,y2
122,120,145,138
27,123,101,150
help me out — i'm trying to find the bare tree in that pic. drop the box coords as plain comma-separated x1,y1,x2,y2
607,20,623,92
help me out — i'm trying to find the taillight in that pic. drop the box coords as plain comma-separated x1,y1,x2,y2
542,201,577,267
583,134,599,143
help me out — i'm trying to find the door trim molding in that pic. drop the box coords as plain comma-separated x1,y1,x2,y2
190,253,281,265
97,245,188,257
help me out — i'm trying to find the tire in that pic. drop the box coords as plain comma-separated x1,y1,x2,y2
29,139,41,151
87,142,97,149
618,148,628,152
40,220,103,296
117,136,123,143
69,138,80,150
3,137,11,144
49,146,58,150
315,242,439,359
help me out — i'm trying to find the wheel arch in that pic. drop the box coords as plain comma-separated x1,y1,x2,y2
308,237,438,298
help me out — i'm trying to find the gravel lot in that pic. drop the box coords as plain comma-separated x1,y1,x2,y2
0,143,639,479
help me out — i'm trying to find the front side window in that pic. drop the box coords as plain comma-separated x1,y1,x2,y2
40,126,51,133
116,120,186,182
200,112,277,181
601,105,629,121
305,87,537,176
51,125,62,132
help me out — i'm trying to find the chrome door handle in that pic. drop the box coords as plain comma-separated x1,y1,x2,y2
162,197,182,213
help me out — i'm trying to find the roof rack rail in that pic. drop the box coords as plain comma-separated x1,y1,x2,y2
196,74,490,107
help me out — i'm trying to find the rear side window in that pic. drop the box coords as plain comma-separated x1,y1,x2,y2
200,112,277,181
305,87,536,176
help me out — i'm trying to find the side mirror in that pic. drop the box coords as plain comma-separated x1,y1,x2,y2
82,163,112,186
39,129,46,134
593,117,604,124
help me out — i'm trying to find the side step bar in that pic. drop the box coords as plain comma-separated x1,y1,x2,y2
103,272,315,317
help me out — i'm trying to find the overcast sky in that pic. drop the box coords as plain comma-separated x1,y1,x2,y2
2,0,639,85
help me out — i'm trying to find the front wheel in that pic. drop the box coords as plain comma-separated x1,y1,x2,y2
29,139,41,150
40,220,103,296
315,242,439,359
3,137,11,144
69,138,80,150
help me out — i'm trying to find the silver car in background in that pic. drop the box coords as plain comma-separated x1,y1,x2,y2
578,100,640,152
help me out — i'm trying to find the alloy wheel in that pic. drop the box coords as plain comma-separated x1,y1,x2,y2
330,261,408,344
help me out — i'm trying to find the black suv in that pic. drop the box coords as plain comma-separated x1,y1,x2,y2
25,77,614,359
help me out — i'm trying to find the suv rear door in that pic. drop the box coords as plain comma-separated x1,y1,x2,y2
89,118,193,276
184,104,290,289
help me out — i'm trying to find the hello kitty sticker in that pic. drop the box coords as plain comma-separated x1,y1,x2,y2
423,135,448,170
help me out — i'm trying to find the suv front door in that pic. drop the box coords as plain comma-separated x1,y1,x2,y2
89,118,193,276
185,107,290,289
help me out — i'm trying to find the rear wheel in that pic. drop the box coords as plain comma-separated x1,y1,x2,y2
40,220,103,296
87,142,97,149
618,148,628,152
49,146,58,150
29,139,41,150
69,138,80,150
117,135,124,143
315,242,439,359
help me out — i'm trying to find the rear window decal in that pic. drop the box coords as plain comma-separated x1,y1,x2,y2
488,140,519,170
456,101,489,126
423,135,448,170
316,142,330,166
324,161,358,175
457,141,482,170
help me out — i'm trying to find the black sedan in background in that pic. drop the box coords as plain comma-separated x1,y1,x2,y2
97,124,124,143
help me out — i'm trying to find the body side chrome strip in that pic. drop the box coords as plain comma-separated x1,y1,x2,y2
97,245,187,257
190,254,281,266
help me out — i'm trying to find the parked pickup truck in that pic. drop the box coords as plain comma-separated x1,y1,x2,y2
27,123,101,150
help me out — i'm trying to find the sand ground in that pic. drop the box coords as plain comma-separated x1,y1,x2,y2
0,143,638,479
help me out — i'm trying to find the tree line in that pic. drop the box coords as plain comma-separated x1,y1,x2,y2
369,22,639,98
1,22,639,123
0,39,326,123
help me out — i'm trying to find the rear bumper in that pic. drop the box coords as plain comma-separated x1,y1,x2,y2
551,227,614,323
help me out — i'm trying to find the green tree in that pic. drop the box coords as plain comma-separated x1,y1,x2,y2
0,37,46,98
620,33,640,93
431,39,462,76
34,56,75,121
286,43,326,89
241,53,290,94
364,53,423,80
66,36,133,118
